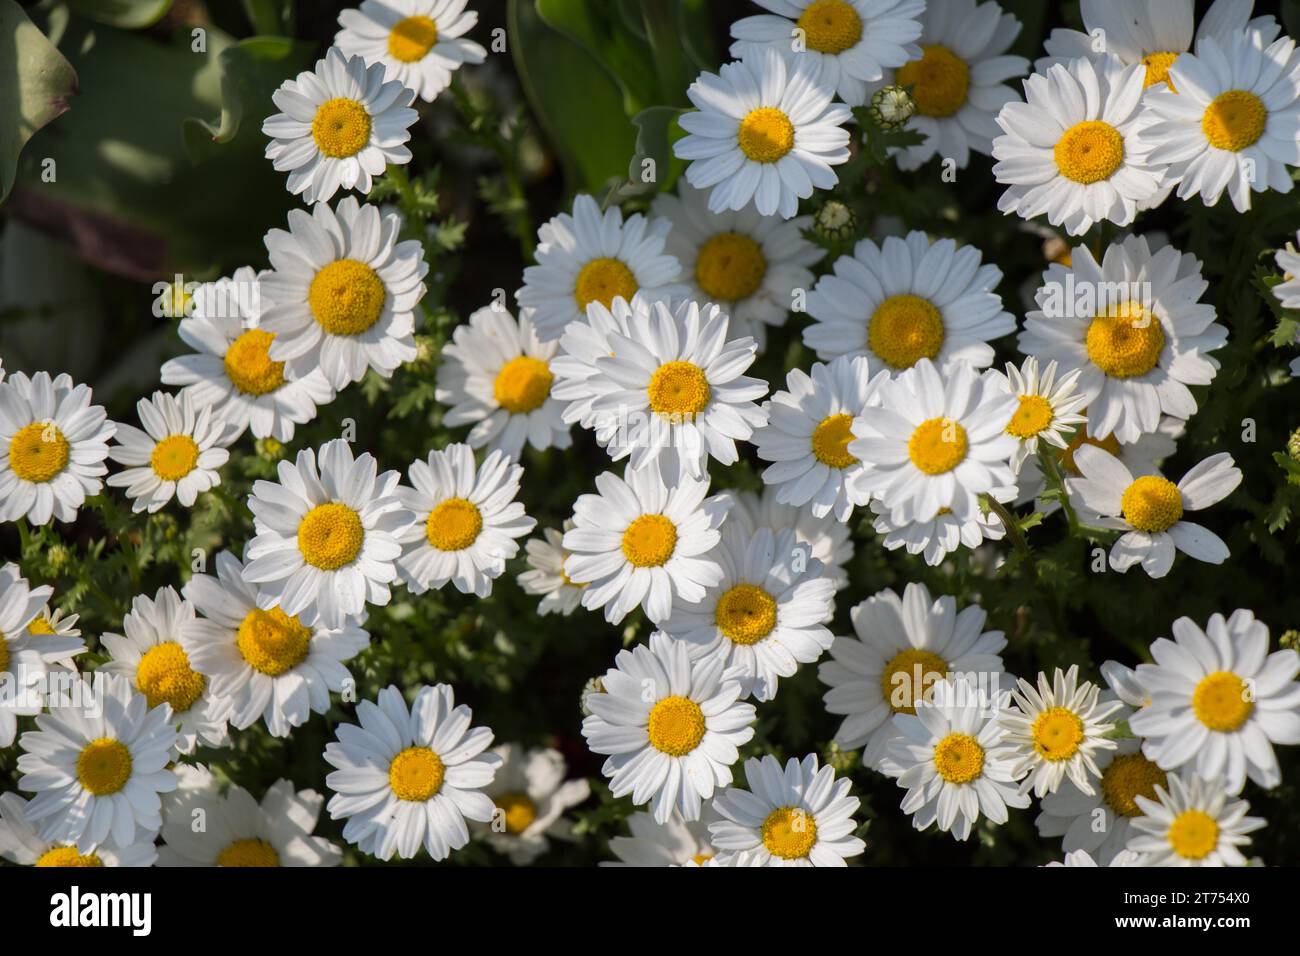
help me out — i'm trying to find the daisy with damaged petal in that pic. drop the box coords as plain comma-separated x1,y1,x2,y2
324,684,501,861
563,467,727,625
479,744,591,865
869,495,1008,567
17,673,179,853
335,0,487,103
819,582,1007,767
1126,770,1265,866
260,197,428,389
675,47,852,220
709,754,865,866
243,439,414,629
0,564,83,747
182,551,370,738
1130,609,1300,794
518,523,585,616
803,232,1015,374
1070,445,1241,578
516,195,683,343
581,633,756,824
262,47,417,203
0,370,114,525
993,357,1087,473
106,390,232,513
717,486,854,591
0,793,156,867
435,306,570,460
601,810,719,867
395,443,535,597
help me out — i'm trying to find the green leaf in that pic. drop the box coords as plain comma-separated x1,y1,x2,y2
608,105,685,203
240,0,295,36
535,0,658,113
67,0,173,29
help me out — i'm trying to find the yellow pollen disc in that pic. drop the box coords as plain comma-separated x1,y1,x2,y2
8,422,69,483
308,259,386,335
1201,90,1266,152
1006,395,1054,439
426,497,483,552
0,637,8,674
1053,250,1074,268
27,616,55,635
933,732,984,784
1031,706,1085,762
880,647,948,715
647,695,706,756
76,738,133,796
1192,671,1254,732
715,584,778,645
236,606,312,676
150,434,200,482
36,846,103,867
311,97,372,159
493,356,553,414
1168,809,1219,860
695,232,768,302
217,838,281,867
1054,120,1125,184
761,806,818,859
1120,475,1183,533
795,0,863,55
1085,301,1165,378
297,502,365,570
811,413,857,468
908,417,968,475
387,14,438,63
135,642,205,713
868,293,945,369
647,361,711,419
223,329,286,396
1100,752,1167,818
895,45,970,117
496,792,538,834
1142,51,1180,90
574,257,638,310
738,107,795,163
692,853,714,865
389,746,445,802
1060,426,1121,476
621,513,677,568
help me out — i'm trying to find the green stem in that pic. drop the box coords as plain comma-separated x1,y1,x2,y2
984,495,1031,561
1038,447,1081,535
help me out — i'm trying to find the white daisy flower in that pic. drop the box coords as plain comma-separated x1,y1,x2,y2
580,633,756,824
1044,848,1141,867
601,810,719,867
992,55,1166,235
716,486,855,591
1129,609,1300,794
1018,236,1226,443
395,443,535,597
819,581,1008,767
17,673,179,853
260,196,429,389
562,467,727,625
1274,236,1300,376
709,754,866,866
0,370,115,525
244,438,415,629
1070,445,1242,577
160,267,336,443
1143,31,1300,212
106,390,232,513
651,180,823,352
23,601,85,668
182,551,370,738
262,47,418,204
803,231,1015,374
516,195,684,343
551,295,643,431
1126,770,1265,866
479,744,591,865
675,47,852,220
728,0,924,105
518,523,585,616
335,0,487,103
0,793,156,867
1101,657,1153,709
992,357,1088,473
0,564,83,747
323,683,502,861
869,496,1009,566
435,305,571,461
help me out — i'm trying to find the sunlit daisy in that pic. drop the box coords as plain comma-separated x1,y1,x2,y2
479,744,591,865
716,486,854,591
601,810,719,867
0,564,83,747
870,496,1009,566
518,523,585,616
1126,770,1265,866
0,793,156,867
991,357,1087,473
106,390,232,513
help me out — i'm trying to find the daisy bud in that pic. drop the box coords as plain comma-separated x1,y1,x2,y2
824,741,859,774
813,200,856,242
1288,427,1300,461
1280,630,1300,652
869,85,914,130
255,436,284,460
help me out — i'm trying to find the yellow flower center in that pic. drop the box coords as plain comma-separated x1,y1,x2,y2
1192,671,1254,732
621,513,677,568
574,257,638,310
495,792,538,835
223,328,286,396
387,14,438,63
425,497,483,552
880,647,949,715
908,417,968,475
761,806,818,859
1085,302,1165,378
1031,706,1085,761
135,641,206,713
1060,426,1120,476
811,413,857,468
236,606,312,676
1100,752,1167,818
695,231,768,302
493,356,553,414
895,45,970,117
311,97,372,159
738,107,795,163
1120,475,1183,533
1141,50,1180,90
692,853,714,865
647,361,711,419
1054,120,1125,184
1006,395,1054,439
647,695,706,756
0,636,8,674
8,422,69,483
933,732,984,784
795,0,863,55
868,293,945,369
217,838,281,867
36,847,103,867
715,584,778,645
308,259,387,336
388,746,445,802
1201,90,1266,152
76,738,133,796
297,502,365,570
150,434,200,482
27,616,55,636
1168,809,1218,860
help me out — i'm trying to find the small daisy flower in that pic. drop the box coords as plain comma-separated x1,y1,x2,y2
17,673,179,853
580,633,756,824
803,231,1015,374
518,523,585,616
869,495,1008,566
395,443,536,597
0,564,83,747
435,305,571,460
563,467,727,625
675,47,852,220
480,744,591,865
23,600,84,668
717,486,854,591
182,551,370,738
551,295,643,431
1274,235,1300,375
992,357,1088,473
709,754,865,867
601,810,719,867
516,195,684,343
260,196,429,389
0,370,115,525
335,0,487,103
1071,445,1242,578
325,684,501,861
262,47,418,203
244,439,415,629
1129,609,1300,794
1126,770,1265,866
0,793,157,867
106,390,232,513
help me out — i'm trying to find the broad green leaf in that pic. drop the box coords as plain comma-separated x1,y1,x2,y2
536,0,658,113
67,0,173,29
240,0,295,36
609,105,685,203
